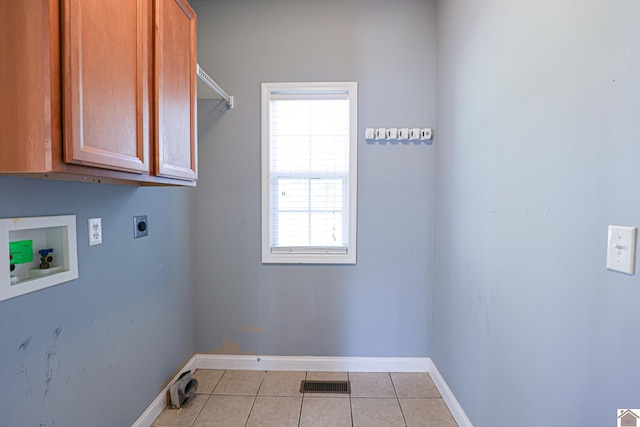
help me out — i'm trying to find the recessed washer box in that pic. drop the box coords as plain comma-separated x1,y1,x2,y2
0,215,78,302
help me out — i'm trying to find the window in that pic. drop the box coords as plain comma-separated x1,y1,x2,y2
261,82,357,264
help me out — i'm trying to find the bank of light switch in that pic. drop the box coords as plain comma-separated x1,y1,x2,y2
606,225,636,274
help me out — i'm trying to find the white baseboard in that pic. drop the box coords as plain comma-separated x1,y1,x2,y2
195,354,430,372
131,354,196,427
427,358,473,427
132,354,472,427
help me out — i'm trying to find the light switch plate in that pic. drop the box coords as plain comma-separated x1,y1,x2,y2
606,225,636,274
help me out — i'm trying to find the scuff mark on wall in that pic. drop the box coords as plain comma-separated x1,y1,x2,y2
236,326,266,333
39,327,62,427
524,207,551,217
208,338,253,355
19,337,31,351
14,337,33,397
38,415,55,427
44,327,62,397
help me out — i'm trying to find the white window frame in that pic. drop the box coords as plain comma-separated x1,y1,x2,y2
261,82,358,264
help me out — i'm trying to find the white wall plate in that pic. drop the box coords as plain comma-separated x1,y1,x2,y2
606,225,636,274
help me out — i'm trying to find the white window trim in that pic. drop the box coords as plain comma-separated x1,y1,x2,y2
261,82,358,264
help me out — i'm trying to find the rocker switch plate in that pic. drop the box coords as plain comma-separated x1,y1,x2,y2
133,216,148,239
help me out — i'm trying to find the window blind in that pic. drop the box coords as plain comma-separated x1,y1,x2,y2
269,94,350,251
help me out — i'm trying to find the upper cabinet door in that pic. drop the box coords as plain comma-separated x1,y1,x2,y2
62,0,150,173
154,0,197,181
0,0,58,173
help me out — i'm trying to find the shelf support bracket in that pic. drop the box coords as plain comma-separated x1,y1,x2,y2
196,63,233,109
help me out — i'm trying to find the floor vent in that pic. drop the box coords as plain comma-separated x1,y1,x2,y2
300,380,351,394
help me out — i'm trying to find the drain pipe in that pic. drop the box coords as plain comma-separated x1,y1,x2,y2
169,371,198,409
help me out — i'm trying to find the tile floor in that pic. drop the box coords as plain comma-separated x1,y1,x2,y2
152,370,458,427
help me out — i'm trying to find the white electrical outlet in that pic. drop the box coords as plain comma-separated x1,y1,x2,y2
606,225,636,274
88,218,102,246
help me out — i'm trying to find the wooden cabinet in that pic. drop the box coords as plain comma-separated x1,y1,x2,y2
0,0,197,186
154,0,198,180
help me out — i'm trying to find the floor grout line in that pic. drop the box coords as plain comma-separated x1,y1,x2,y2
348,372,354,427
389,372,409,427
242,370,265,427
297,371,309,427
188,393,211,427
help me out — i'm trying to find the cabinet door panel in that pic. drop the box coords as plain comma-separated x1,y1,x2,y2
62,0,149,173
154,0,197,181
0,0,57,172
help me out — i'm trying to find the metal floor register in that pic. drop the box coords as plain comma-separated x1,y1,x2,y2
300,380,351,394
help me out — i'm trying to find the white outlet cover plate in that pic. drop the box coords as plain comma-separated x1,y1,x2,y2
88,217,102,246
606,225,636,274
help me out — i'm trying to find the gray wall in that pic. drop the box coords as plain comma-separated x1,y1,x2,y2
191,0,437,357
0,177,195,426
434,0,640,426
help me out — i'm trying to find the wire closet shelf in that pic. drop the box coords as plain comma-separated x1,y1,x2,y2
197,63,234,109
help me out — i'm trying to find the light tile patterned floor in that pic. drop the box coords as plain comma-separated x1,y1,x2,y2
152,370,458,427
